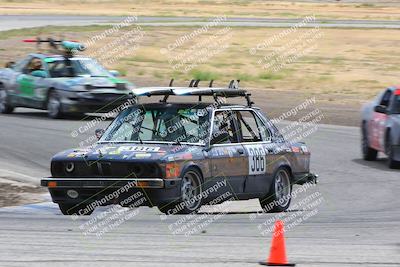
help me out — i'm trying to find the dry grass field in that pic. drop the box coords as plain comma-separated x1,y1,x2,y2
0,24,399,125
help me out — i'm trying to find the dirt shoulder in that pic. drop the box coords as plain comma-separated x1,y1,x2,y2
0,178,46,208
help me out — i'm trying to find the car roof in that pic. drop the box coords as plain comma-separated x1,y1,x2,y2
387,86,400,91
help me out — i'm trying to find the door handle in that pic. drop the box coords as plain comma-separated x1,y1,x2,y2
237,148,244,154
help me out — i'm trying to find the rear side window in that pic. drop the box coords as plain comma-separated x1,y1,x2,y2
236,110,270,142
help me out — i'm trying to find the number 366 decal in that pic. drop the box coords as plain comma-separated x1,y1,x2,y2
246,145,266,175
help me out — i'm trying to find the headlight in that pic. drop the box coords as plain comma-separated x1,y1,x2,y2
65,162,75,173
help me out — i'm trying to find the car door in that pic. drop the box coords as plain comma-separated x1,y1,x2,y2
234,109,273,196
208,109,247,196
16,58,48,108
369,89,391,151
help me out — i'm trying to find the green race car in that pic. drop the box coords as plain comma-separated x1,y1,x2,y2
0,48,134,118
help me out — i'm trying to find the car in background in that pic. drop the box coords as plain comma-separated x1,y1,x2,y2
361,86,400,169
0,40,134,118
41,82,317,216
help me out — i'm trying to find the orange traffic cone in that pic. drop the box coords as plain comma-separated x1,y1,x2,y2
259,220,295,266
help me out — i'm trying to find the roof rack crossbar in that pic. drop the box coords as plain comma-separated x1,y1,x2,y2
189,79,195,87
194,79,200,87
245,93,254,107
169,78,174,87
209,80,214,88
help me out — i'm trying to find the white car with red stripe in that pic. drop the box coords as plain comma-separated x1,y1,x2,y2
361,86,400,168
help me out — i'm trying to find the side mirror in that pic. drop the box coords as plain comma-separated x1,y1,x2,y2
30,70,47,78
95,129,105,140
109,70,120,77
374,105,387,114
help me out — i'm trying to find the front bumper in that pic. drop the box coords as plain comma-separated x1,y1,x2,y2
60,94,131,113
41,177,181,206
41,178,164,188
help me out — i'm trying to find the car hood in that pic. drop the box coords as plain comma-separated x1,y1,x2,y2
52,143,205,162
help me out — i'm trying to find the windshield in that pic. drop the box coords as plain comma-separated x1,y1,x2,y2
46,58,111,78
100,106,211,144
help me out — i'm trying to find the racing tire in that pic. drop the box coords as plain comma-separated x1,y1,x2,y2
47,90,64,119
58,203,94,216
386,135,400,169
259,167,292,213
0,83,14,114
362,123,378,161
157,168,203,215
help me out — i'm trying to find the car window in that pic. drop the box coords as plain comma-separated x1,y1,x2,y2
13,58,30,73
211,110,238,145
236,110,263,142
393,92,400,114
48,61,70,78
101,106,209,144
254,113,271,141
380,89,393,107
21,57,46,75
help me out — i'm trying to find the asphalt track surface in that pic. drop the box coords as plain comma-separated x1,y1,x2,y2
0,108,399,267
2,15,400,30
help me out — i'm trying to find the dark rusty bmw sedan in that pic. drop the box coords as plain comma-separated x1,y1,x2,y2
41,83,317,216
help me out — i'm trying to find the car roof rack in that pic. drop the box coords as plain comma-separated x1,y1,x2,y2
132,79,254,107
23,37,85,58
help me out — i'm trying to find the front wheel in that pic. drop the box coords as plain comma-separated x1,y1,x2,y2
362,123,378,161
386,135,400,169
47,91,64,119
259,167,292,213
0,84,14,114
158,168,203,215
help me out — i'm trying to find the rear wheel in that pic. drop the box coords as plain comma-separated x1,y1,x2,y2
47,90,63,119
259,167,292,213
386,135,400,169
0,84,14,114
58,203,93,216
158,168,203,215
362,123,378,161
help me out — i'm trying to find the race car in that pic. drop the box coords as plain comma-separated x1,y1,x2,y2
0,38,134,118
41,80,317,215
361,86,400,169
